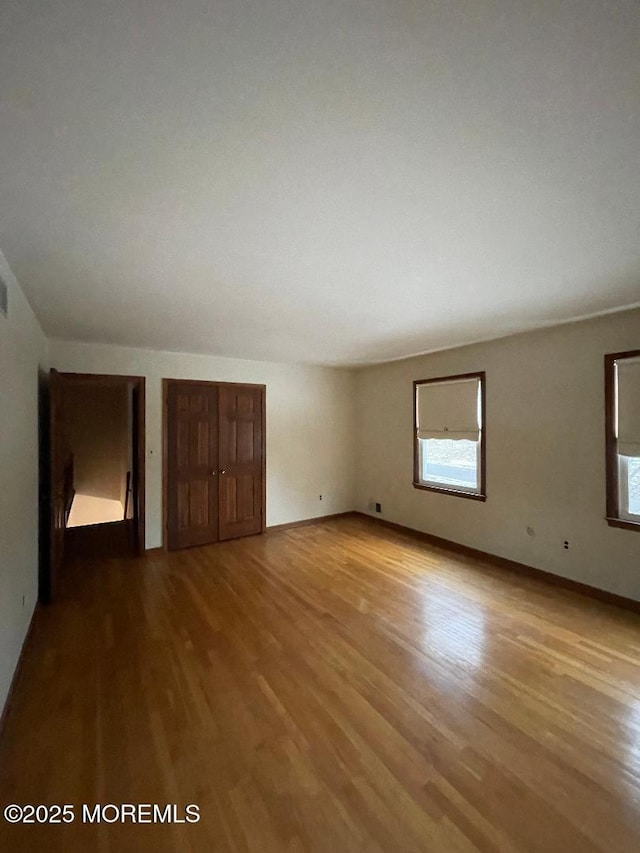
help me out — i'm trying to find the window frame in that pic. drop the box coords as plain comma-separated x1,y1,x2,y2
413,371,486,502
605,350,640,531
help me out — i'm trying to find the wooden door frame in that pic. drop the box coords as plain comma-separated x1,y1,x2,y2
162,378,267,551
55,372,146,557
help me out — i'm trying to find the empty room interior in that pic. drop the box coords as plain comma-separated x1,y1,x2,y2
1,1,640,851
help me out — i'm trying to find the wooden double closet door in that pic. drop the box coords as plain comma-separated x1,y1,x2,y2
165,380,265,551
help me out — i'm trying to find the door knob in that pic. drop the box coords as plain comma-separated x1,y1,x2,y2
210,470,217,476
220,469,227,474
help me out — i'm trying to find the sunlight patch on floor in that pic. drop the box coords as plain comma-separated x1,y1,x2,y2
67,494,124,527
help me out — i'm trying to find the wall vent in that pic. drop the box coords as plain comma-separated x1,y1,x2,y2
0,276,7,318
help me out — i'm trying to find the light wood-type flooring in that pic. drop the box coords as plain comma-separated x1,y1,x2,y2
2,516,640,852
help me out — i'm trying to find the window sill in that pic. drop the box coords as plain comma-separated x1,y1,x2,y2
606,517,640,532
413,481,487,502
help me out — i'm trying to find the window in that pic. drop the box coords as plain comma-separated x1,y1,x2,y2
413,372,486,501
606,351,640,530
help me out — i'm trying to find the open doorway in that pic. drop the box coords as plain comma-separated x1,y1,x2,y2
47,371,145,597
64,381,134,528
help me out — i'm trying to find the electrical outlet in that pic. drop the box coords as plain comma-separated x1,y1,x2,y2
526,526,535,537
375,502,382,513
319,495,323,501
563,540,570,550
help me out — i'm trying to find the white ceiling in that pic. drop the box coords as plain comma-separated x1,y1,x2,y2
1,0,639,366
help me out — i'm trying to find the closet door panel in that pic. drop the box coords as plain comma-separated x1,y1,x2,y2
218,386,264,541
166,383,219,550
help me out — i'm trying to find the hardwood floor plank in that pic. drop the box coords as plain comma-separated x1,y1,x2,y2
1,516,640,851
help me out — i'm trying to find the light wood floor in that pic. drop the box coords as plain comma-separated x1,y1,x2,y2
2,516,640,852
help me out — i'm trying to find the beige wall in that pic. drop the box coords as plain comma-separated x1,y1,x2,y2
50,340,356,548
355,308,640,600
62,383,130,506
4,291,636,724
0,252,48,715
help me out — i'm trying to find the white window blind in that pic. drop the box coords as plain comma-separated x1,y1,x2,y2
617,359,640,458
417,377,480,442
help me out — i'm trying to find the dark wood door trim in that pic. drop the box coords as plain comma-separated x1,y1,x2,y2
605,349,640,530
49,368,63,602
162,379,266,550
